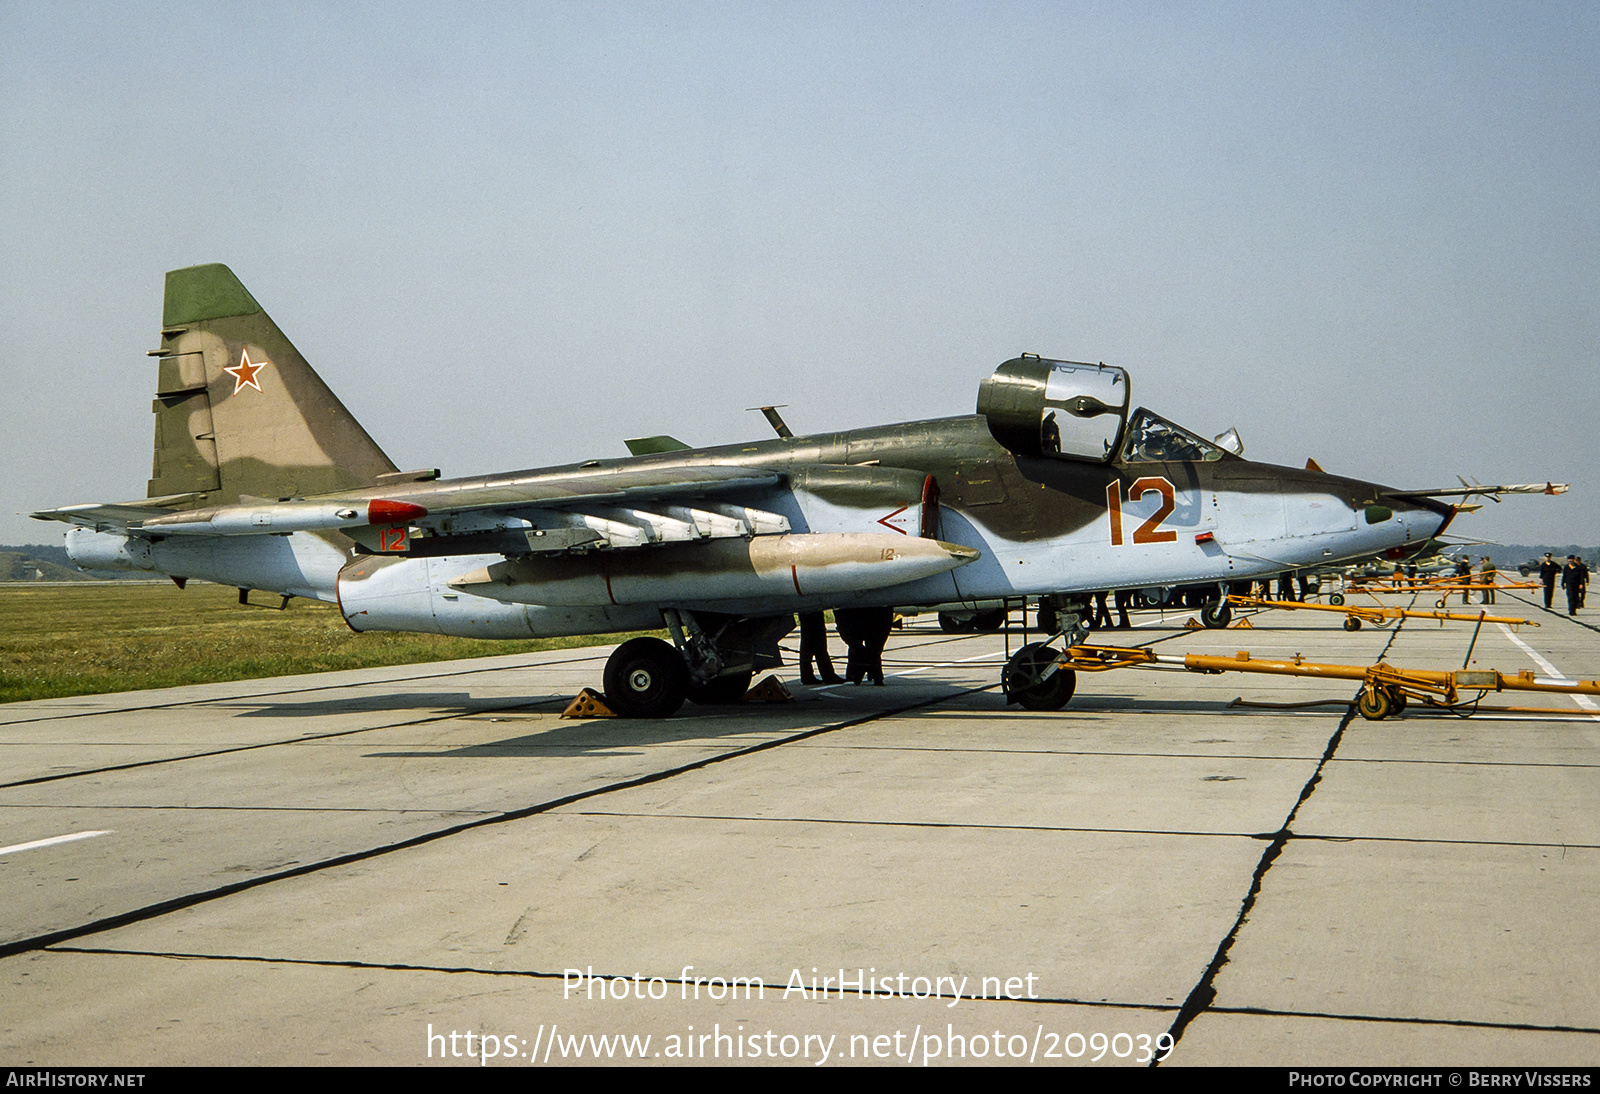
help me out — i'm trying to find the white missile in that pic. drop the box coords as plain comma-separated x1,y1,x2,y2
448,532,979,606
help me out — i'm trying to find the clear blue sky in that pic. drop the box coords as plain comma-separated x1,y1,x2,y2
3,2,1595,547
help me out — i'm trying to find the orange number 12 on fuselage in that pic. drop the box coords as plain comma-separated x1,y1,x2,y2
1106,477,1177,546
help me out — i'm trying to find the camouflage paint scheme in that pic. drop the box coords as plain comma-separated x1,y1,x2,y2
39,265,1461,708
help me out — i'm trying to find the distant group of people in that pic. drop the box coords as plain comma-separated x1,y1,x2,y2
1539,552,1590,616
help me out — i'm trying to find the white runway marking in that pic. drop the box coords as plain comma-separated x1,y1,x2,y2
893,649,1005,677
1496,624,1600,718
0,830,113,857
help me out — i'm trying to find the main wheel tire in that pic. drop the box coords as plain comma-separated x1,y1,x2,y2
938,612,969,633
1357,686,1392,721
972,609,1006,633
1002,644,1076,711
1330,593,1345,606
1200,601,1232,628
603,637,689,718
1344,616,1362,631
686,671,753,705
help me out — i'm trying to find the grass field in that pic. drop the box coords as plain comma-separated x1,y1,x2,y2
0,581,639,704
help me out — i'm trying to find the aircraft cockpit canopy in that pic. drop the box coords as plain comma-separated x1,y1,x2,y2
1120,408,1229,463
977,357,1130,463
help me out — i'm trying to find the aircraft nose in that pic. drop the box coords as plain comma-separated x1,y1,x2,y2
1393,495,1457,541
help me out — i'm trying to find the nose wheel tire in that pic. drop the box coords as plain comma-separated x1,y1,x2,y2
1200,601,1232,628
1002,644,1076,711
604,637,689,718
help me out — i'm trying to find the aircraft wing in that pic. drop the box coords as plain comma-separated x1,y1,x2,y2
346,463,796,551
31,493,210,530
366,464,783,514
36,465,800,553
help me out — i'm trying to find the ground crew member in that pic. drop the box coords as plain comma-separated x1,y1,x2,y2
1540,553,1560,610
1480,557,1496,605
797,611,842,686
1090,591,1112,629
835,606,892,685
1563,556,1586,616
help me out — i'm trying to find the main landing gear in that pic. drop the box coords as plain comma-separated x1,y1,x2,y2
601,610,791,718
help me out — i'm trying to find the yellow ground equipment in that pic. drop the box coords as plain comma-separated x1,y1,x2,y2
1343,575,1539,599
1225,595,1537,632
1003,642,1600,720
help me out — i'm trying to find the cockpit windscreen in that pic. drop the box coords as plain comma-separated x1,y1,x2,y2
1120,408,1226,463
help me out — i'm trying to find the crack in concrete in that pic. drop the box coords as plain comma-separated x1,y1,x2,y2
0,685,996,962
1155,611,1413,1065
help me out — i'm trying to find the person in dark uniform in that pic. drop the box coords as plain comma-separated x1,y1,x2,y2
1277,572,1298,602
1113,589,1133,628
1455,557,1472,605
1539,553,1561,610
1090,591,1112,629
834,606,893,684
1564,556,1589,616
797,611,842,685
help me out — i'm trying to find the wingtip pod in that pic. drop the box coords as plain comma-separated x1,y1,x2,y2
132,497,429,535
162,264,262,327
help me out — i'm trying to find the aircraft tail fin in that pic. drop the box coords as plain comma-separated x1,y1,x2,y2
147,264,398,505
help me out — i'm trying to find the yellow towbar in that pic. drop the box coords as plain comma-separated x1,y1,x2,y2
1057,643,1600,721
1226,595,1536,631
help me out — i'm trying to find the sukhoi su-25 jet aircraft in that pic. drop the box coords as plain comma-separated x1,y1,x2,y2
37,264,1564,716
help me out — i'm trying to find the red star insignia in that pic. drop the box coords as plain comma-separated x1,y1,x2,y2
223,348,268,394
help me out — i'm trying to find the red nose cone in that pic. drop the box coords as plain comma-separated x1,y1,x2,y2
367,499,429,525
